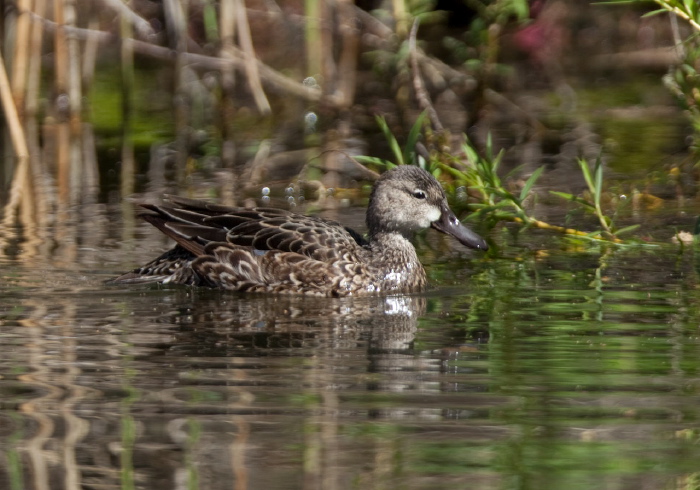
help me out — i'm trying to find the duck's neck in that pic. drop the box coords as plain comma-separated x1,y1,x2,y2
368,232,427,292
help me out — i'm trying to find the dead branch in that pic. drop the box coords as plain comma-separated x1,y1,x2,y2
409,19,443,132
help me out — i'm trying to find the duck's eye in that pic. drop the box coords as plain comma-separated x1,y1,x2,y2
413,189,427,200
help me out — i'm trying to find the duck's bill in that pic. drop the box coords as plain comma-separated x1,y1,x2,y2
431,207,488,251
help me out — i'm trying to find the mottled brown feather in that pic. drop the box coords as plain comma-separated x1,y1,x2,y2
110,166,488,295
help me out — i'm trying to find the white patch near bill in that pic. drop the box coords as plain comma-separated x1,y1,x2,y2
427,205,440,222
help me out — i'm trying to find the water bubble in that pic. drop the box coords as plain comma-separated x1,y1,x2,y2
620,194,627,200
302,77,319,88
262,195,270,203
56,93,70,113
456,186,467,201
305,112,318,133
326,188,335,196
261,187,270,196
285,186,294,196
287,196,295,204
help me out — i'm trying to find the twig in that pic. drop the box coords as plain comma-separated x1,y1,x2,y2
98,0,156,40
234,0,270,114
408,19,443,132
506,216,623,244
25,0,45,116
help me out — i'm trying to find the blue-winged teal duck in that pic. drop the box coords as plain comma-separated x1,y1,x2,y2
111,165,488,296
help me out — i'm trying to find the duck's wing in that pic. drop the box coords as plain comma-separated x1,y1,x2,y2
145,196,366,261
137,196,368,262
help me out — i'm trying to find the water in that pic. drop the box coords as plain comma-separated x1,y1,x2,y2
1,202,700,490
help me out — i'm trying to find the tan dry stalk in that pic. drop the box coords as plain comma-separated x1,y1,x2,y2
11,0,33,113
163,0,190,184
408,20,442,132
234,0,270,114
53,0,68,97
333,0,359,108
82,16,100,90
392,0,407,38
120,12,135,198
220,0,237,90
305,0,322,78
26,0,46,117
63,0,82,125
0,50,30,158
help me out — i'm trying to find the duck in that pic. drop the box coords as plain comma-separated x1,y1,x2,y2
110,165,488,296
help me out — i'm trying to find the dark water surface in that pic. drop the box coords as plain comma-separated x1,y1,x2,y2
1,203,700,490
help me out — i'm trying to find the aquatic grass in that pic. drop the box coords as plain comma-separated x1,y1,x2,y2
450,141,640,242
550,157,641,240
354,113,427,169
357,116,641,243
441,134,544,228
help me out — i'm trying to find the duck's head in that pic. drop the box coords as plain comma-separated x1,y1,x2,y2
366,165,488,251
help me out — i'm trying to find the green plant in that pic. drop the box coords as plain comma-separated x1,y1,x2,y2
355,113,428,169
356,116,636,243
550,157,640,240
441,134,543,228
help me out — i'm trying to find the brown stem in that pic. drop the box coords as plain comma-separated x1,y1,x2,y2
234,0,270,114
409,19,443,132
0,50,30,157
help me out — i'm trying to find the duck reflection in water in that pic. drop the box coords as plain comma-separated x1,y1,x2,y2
111,166,487,296
165,291,427,370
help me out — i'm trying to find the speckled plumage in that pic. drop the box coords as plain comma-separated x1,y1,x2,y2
110,166,488,296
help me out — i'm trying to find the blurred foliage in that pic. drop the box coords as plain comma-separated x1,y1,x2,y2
445,0,530,78
605,1,700,159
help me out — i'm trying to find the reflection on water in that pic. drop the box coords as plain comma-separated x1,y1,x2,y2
2,206,700,489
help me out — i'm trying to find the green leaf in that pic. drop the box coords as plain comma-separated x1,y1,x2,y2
519,166,544,202
437,162,469,180
404,112,427,166
577,159,595,194
353,156,393,168
549,191,596,209
485,133,494,161
550,190,574,200
641,9,671,18
593,157,604,207
614,224,641,236
511,0,529,20
684,0,695,16
375,116,404,166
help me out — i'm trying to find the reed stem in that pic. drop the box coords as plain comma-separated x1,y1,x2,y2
0,50,30,158
234,0,270,114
